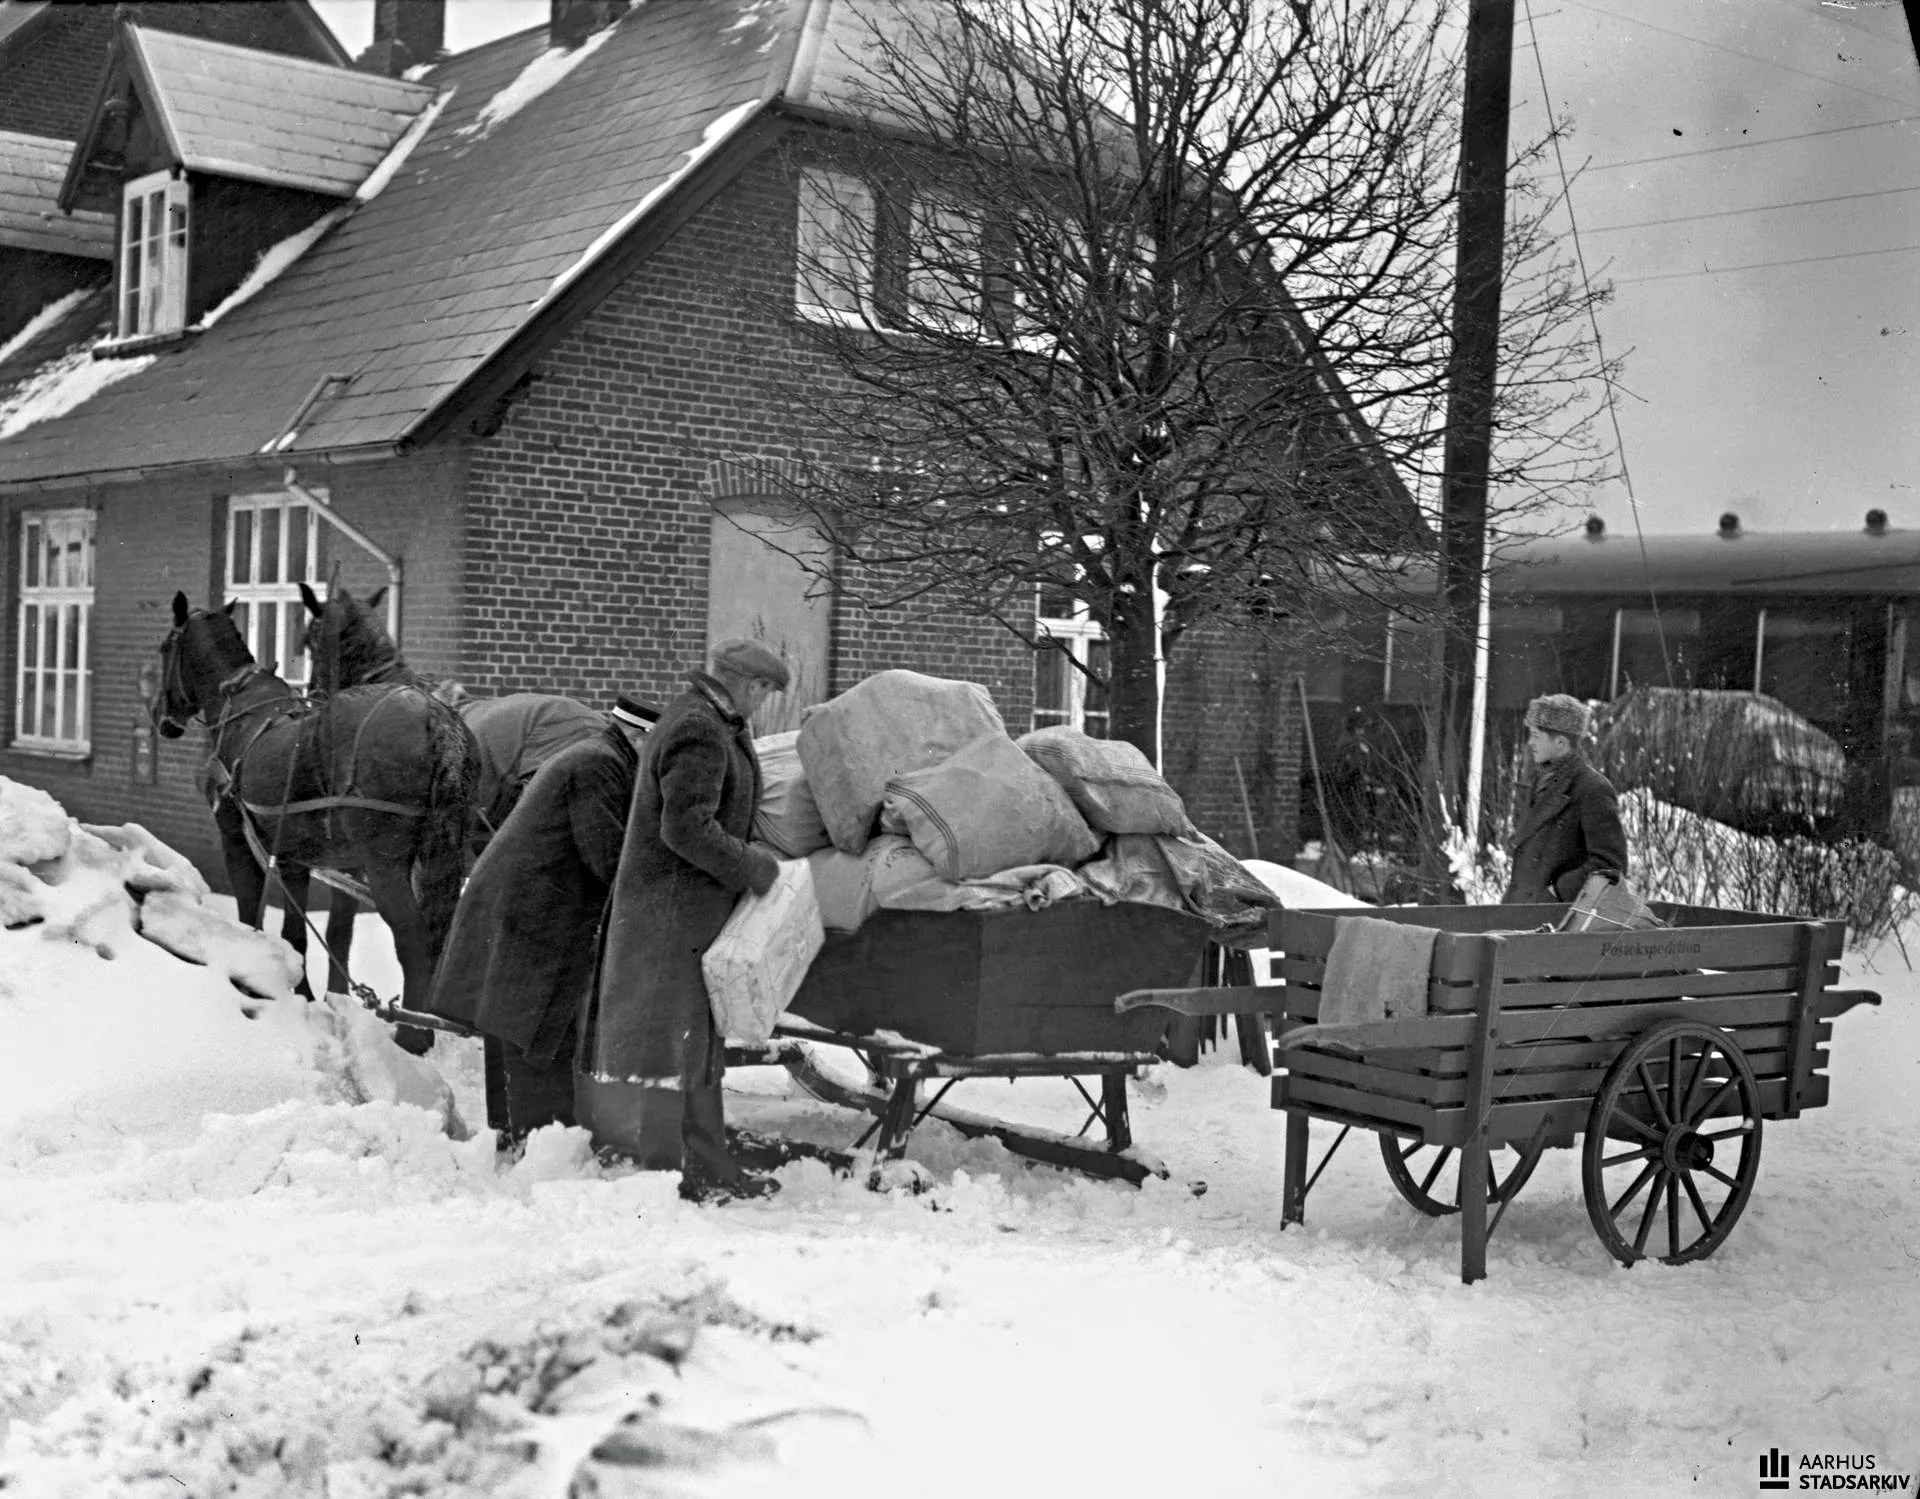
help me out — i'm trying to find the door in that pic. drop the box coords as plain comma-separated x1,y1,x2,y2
706,504,832,735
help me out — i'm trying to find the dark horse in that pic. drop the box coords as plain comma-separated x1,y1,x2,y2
156,593,479,1049
299,582,604,843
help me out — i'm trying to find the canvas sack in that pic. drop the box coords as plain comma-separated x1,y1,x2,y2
878,732,1100,881
701,858,825,1044
752,731,832,857
1016,725,1198,837
797,670,1007,854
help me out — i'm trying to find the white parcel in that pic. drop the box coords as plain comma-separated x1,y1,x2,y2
702,858,825,1045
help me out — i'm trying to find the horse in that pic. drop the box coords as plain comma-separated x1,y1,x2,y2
298,583,606,844
155,593,479,1051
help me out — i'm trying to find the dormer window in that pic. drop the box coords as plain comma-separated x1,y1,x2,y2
118,170,189,338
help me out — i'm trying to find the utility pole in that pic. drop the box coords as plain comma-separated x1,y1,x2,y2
1431,0,1514,879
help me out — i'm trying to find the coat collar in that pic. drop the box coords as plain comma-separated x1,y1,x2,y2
686,671,746,729
1513,752,1583,844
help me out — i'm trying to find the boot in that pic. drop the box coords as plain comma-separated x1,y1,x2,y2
678,1078,780,1203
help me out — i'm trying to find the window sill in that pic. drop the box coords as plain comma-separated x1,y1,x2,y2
93,328,199,359
6,741,91,762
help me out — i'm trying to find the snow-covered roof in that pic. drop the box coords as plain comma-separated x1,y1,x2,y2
0,129,113,258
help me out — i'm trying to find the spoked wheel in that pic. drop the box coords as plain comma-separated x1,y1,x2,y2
1582,1019,1763,1266
1379,1133,1545,1217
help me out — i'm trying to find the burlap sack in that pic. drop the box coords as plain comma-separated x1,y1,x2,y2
797,671,1006,854
1016,725,1197,836
879,732,1100,881
751,731,832,857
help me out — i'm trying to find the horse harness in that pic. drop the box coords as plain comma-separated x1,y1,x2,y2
197,668,433,897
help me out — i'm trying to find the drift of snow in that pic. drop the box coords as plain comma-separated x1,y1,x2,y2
464,22,620,140
0,343,155,442
355,88,451,202
2,774,1917,1496
0,288,90,369
198,209,349,333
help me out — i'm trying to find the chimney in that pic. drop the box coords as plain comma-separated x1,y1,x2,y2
1716,511,1741,539
551,0,629,50
1584,515,1606,540
1865,507,1890,536
360,0,445,77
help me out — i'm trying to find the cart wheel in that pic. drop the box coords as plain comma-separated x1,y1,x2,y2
1581,1019,1762,1266
1378,1133,1544,1217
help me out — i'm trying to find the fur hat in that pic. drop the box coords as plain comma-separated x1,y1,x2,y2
708,637,790,691
1524,693,1590,741
611,694,662,730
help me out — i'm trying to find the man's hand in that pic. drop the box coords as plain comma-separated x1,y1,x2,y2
745,844,780,896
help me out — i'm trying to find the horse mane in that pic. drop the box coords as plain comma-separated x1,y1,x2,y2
314,591,431,691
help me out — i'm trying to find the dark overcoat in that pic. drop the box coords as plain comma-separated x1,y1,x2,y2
1502,751,1630,904
426,722,638,1059
586,674,777,1086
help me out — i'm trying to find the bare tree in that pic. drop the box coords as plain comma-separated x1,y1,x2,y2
759,0,1612,763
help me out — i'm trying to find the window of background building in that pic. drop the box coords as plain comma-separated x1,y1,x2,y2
14,509,94,753
1488,605,1565,708
1383,613,1439,706
227,494,328,687
1034,577,1109,736
1758,609,1850,724
1610,607,1700,696
794,167,875,321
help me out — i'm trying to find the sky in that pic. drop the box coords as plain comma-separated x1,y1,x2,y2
307,0,1920,537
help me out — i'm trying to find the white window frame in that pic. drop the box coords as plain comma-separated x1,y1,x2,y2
118,169,189,339
794,167,875,326
1034,560,1109,737
14,508,95,755
226,493,327,688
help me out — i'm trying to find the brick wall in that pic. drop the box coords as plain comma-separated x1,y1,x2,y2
0,453,464,891
464,149,1032,723
1161,614,1303,861
0,5,113,139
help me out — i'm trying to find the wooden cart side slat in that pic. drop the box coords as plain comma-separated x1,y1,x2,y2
1408,1076,1798,1148
1277,1073,1442,1132
1273,959,1801,1014
1282,1049,1468,1105
1311,1022,1804,1080
1782,921,1829,1119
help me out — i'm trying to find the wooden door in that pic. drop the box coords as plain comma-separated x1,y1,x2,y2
706,505,832,735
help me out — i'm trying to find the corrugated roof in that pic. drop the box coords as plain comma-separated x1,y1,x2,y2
0,0,801,482
128,26,436,197
0,130,113,257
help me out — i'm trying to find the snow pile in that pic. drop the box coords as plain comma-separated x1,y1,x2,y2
0,343,155,442
0,777,463,1159
0,288,91,368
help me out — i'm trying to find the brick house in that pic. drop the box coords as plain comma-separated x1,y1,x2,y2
0,0,1413,888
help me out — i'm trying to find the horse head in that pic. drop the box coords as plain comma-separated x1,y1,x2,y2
300,582,394,692
155,592,255,739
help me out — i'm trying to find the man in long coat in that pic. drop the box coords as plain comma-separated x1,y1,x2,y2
582,638,787,1201
427,693,661,1142
1503,693,1630,904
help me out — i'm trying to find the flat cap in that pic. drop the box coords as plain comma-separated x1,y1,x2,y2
709,637,790,690
1525,693,1590,740
611,693,663,729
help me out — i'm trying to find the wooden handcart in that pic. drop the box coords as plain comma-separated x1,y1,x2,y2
726,897,1242,1184
1119,901,1881,1283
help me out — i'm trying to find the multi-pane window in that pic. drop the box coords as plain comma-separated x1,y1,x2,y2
227,494,327,687
1383,613,1440,707
795,168,875,320
14,510,94,752
1034,578,1109,737
119,170,189,338
906,197,980,331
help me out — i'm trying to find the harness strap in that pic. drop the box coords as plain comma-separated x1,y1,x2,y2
231,803,376,905
242,794,425,818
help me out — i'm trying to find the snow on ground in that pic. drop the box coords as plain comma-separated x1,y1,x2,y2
2,784,1917,1497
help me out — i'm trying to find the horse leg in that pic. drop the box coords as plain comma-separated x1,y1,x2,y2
276,863,318,1003
363,859,436,1056
321,887,358,998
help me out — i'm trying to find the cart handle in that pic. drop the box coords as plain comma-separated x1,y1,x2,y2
1114,985,1276,1017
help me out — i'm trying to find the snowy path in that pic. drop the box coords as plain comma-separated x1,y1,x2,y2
3,903,1917,1497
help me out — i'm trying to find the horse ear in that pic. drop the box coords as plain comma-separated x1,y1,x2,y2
171,592,189,626
299,581,323,616
367,586,387,610
223,599,237,617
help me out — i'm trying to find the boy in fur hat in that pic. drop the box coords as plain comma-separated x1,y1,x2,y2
1502,693,1629,905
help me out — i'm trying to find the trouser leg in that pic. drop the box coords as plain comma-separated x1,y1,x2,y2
483,1036,511,1134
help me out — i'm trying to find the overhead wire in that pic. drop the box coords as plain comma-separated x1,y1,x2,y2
1614,238,1920,284
1523,0,1674,688
1582,112,1920,174
1585,179,1920,234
